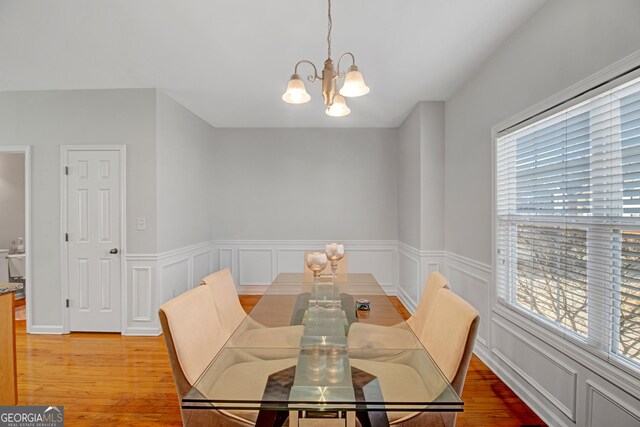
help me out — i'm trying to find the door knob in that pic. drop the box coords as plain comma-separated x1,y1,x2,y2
109,248,118,254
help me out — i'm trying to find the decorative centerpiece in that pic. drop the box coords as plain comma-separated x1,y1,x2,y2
306,252,328,278
325,243,345,277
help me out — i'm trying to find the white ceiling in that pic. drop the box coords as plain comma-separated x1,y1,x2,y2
0,0,547,128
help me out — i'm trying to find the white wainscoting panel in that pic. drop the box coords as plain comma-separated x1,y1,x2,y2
213,240,397,295
124,256,158,336
445,252,491,351
158,241,214,304
131,267,152,321
218,248,232,270
238,249,274,286
397,242,445,314
122,243,640,427
125,241,214,336
585,380,640,427
277,249,305,273
193,250,213,287
348,247,396,295
445,250,640,427
398,244,420,312
160,259,190,302
491,318,577,421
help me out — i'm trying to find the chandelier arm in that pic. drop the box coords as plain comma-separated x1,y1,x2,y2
294,60,320,82
336,52,356,79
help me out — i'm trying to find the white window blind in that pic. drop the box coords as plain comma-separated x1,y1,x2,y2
496,76,640,370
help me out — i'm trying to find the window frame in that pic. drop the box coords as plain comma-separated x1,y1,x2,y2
491,51,640,391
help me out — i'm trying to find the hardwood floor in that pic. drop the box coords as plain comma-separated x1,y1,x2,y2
14,296,545,426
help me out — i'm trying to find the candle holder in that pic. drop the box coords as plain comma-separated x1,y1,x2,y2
325,243,345,277
306,251,328,278
307,252,328,309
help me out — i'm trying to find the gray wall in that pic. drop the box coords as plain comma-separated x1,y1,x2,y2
444,0,640,424
0,153,25,250
0,89,157,327
156,91,214,253
397,106,421,249
397,102,445,251
212,128,398,241
445,0,640,264
419,102,444,251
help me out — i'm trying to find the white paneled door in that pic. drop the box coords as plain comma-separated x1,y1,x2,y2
65,149,123,332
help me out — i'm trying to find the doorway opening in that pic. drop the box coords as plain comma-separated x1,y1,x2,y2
0,146,31,330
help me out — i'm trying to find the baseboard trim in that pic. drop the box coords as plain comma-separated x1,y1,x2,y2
397,286,417,313
123,326,161,336
29,325,64,334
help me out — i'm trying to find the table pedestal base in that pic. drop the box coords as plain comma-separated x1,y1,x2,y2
289,410,355,427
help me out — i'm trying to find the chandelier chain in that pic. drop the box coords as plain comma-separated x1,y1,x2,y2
327,0,332,59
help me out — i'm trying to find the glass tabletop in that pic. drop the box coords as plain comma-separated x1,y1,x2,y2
184,273,462,414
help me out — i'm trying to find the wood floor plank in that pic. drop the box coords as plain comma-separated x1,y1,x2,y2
14,295,546,426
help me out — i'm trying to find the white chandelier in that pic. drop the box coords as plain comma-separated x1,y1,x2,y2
281,0,370,117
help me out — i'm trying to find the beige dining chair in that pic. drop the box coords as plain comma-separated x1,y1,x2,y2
347,272,450,350
199,268,247,337
159,285,255,426
351,287,479,427
303,251,349,277
200,268,304,351
406,272,449,338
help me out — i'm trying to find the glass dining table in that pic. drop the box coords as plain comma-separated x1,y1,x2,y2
182,273,462,427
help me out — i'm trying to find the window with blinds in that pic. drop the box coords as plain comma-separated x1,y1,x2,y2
496,75,640,370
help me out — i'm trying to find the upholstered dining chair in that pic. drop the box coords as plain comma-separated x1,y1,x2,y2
406,272,449,338
199,268,247,337
160,285,299,427
159,285,253,426
351,287,480,427
200,268,304,351
303,251,349,277
347,272,450,350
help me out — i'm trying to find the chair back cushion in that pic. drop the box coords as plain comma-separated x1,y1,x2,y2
201,268,247,337
420,288,479,383
159,286,228,386
407,272,449,336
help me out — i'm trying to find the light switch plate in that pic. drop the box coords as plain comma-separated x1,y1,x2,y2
136,217,146,231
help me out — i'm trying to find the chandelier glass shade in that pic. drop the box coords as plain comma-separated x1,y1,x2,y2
325,94,350,117
281,0,369,117
281,74,311,104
